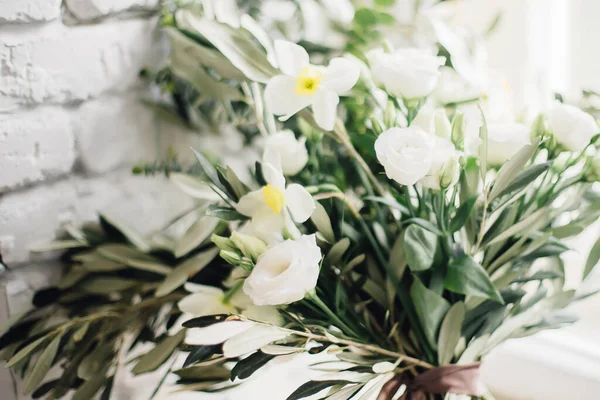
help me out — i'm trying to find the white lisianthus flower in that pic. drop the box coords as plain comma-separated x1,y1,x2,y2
375,127,436,186
263,130,309,176
264,40,360,131
243,234,322,305
235,162,315,234
420,137,460,190
411,103,452,140
548,102,598,152
370,48,445,99
486,123,531,166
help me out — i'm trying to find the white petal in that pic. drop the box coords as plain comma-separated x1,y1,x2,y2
264,75,313,117
274,40,309,76
183,283,224,294
178,292,234,317
236,190,268,217
185,321,254,345
312,90,339,131
251,210,286,234
285,184,316,223
262,162,286,189
262,146,283,172
214,0,241,28
322,58,360,94
223,325,288,358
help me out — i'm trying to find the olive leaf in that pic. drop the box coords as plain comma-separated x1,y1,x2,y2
437,302,465,365
132,330,186,375
23,332,62,395
155,248,220,297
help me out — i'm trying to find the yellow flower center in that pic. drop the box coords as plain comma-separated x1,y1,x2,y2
262,184,285,214
294,66,323,96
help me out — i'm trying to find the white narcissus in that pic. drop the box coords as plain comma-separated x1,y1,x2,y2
243,234,322,305
369,48,445,99
420,137,461,190
235,162,315,234
375,127,436,186
264,40,360,131
486,123,531,166
263,130,309,176
548,102,598,152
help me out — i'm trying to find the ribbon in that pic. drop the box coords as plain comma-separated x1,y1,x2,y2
377,363,485,400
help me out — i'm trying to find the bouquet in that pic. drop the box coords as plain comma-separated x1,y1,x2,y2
3,1,600,399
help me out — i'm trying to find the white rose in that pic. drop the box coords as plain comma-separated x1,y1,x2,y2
370,48,445,99
263,130,309,176
548,102,598,152
420,137,460,190
243,234,321,305
375,127,435,186
486,123,531,166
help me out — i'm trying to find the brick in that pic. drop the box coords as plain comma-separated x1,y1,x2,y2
0,18,157,109
0,107,75,193
0,172,194,266
74,94,157,174
65,0,160,21
0,0,61,24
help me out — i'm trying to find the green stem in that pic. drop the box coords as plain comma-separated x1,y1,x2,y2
223,280,244,304
306,292,361,338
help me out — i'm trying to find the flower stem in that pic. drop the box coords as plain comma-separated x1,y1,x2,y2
306,291,361,338
223,280,244,304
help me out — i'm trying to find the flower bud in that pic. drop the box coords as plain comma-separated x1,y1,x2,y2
231,231,268,262
451,112,465,151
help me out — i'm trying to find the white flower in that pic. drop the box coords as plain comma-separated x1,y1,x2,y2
263,130,309,176
178,283,235,317
375,127,436,186
420,137,460,190
486,123,531,166
264,40,360,131
370,48,445,99
202,0,241,28
548,102,598,152
243,234,322,305
411,103,452,140
235,162,315,234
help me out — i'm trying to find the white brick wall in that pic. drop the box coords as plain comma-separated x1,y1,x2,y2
0,2,201,398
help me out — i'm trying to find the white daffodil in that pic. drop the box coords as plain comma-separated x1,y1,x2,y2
263,130,309,176
264,40,360,131
235,161,315,234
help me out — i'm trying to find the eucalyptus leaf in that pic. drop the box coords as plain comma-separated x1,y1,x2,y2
444,255,503,303
404,224,438,271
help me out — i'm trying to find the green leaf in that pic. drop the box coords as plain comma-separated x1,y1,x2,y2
179,12,278,83
477,105,488,180
183,345,222,368
165,27,245,80
404,224,438,271
170,173,221,201
174,216,220,258
99,213,150,252
449,196,478,233
6,336,48,368
437,302,465,365
78,342,114,380
584,234,600,279
444,255,503,303
72,322,90,343
311,201,336,243
131,330,186,375
71,366,109,400
230,351,275,380
96,244,172,275
23,332,62,395
375,0,396,6
488,141,539,202
206,204,248,221
495,162,550,200
325,238,351,265
171,55,243,101
30,240,88,252
80,277,139,294
223,326,288,358
486,208,550,246
155,248,220,297
287,380,350,400
191,149,228,194
410,279,450,349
